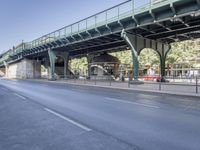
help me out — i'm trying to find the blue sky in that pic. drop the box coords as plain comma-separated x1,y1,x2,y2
0,0,126,53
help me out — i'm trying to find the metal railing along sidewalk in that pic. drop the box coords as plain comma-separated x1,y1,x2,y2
56,75,200,95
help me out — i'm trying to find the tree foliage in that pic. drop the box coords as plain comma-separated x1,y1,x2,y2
110,50,132,65
70,40,200,73
70,57,87,72
167,40,198,67
139,49,160,68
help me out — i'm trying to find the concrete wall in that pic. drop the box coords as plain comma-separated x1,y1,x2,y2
33,60,41,78
7,59,41,79
0,68,5,76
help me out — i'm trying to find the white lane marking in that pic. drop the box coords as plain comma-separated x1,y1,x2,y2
13,93,26,100
105,97,160,109
44,108,92,132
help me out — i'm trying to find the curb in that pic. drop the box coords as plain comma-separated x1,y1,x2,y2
28,79,200,98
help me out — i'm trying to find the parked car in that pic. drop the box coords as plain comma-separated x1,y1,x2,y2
143,74,160,81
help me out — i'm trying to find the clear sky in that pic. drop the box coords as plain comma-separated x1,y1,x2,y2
0,0,126,53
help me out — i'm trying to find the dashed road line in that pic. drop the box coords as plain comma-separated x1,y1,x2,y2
44,108,92,132
105,97,160,109
13,93,26,100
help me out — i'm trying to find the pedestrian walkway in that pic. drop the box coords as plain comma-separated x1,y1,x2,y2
37,78,200,98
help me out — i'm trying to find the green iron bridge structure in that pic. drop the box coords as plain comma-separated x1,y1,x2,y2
0,0,200,80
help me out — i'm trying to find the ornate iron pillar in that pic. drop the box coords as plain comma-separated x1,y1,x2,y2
48,49,56,80
131,50,139,81
157,43,171,82
121,29,139,81
160,55,166,81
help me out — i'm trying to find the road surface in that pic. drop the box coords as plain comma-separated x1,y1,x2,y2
0,78,200,150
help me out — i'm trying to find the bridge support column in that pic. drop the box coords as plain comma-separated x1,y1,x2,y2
157,44,170,82
121,29,171,82
121,30,140,81
48,49,70,80
48,49,56,80
87,55,93,79
132,53,139,81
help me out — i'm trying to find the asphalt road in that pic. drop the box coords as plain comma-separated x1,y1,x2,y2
0,78,200,150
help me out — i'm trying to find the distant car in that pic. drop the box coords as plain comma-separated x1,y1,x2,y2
79,76,86,79
156,76,161,82
156,76,169,82
143,74,160,81
143,74,169,82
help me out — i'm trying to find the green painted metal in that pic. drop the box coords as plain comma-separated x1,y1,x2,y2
121,29,172,81
121,29,139,80
48,50,56,80
14,0,182,53
159,45,171,81
160,56,166,80
47,50,70,79
0,0,191,65
133,54,139,80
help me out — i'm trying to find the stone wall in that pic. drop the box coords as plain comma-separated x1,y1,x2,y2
33,60,41,78
7,59,41,79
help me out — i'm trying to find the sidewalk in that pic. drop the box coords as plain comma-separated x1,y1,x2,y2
31,78,200,98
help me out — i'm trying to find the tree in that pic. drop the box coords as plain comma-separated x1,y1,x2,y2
70,57,87,74
69,39,200,75
139,48,160,68
166,40,197,67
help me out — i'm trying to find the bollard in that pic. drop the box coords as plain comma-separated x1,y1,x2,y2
128,80,130,88
159,81,161,91
95,76,96,85
196,76,198,94
109,77,111,86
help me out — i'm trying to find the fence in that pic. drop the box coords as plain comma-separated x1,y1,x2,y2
56,75,200,95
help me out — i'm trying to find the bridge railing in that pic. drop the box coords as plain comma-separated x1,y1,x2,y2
26,0,173,49
8,0,176,56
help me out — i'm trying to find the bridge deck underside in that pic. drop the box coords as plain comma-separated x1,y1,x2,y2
2,0,200,64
